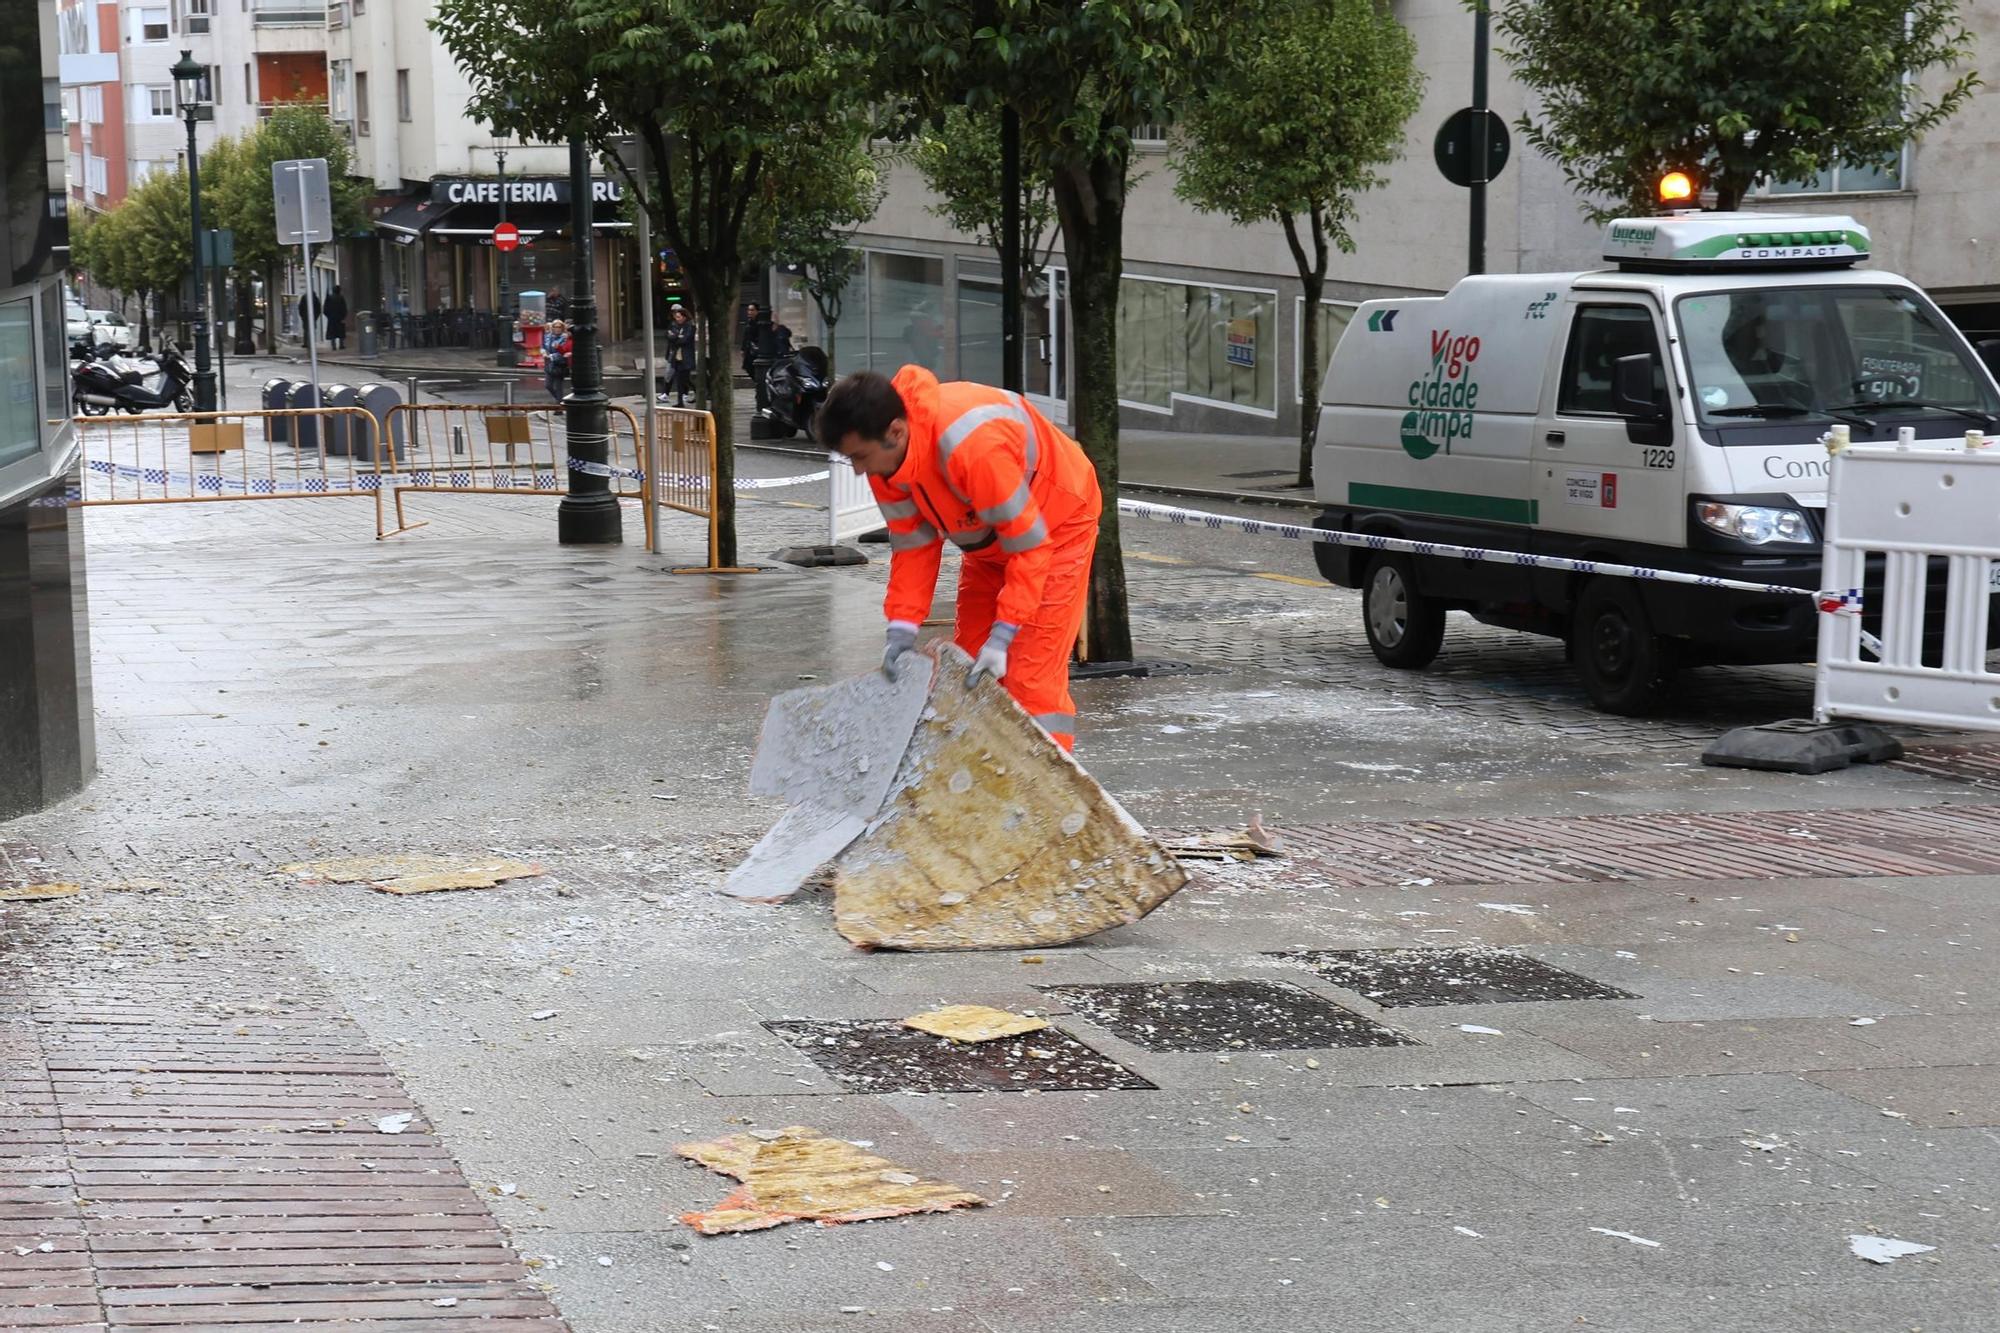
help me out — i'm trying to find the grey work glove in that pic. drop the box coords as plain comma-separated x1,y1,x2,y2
968,622,1019,688
882,621,919,679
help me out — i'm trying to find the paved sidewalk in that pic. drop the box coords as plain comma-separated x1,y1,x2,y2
3,448,1998,1332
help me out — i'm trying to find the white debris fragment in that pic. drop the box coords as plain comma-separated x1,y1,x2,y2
1614,950,1637,960
499,1182,518,1196
431,1298,460,1308
36,1242,54,1254
597,1255,614,1267
1847,1234,1933,1265
1849,1017,1877,1026
1457,1024,1504,1036
1477,903,1538,916
376,1112,414,1134
1589,1227,1661,1248
530,1010,559,1021
1453,1226,1484,1238
876,1261,895,1271
1743,1139,1786,1153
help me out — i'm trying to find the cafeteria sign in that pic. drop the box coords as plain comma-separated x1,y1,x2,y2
1225,317,1257,368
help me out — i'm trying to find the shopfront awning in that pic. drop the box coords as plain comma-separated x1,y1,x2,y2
427,200,632,242
374,193,451,245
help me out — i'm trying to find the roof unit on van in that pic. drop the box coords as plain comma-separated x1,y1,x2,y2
1602,212,1869,273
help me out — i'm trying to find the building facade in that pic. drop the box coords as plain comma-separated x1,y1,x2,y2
800,0,2000,438
7,0,94,818
325,0,640,342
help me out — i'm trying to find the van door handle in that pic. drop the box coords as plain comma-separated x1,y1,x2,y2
1544,430,1566,444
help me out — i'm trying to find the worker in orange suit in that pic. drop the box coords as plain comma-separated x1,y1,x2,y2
816,366,1103,752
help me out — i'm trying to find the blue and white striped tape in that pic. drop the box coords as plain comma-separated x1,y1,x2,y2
85,457,567,494
1115,497,1828,602
565,456,829,490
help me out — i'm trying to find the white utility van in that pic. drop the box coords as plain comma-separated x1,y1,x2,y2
1312,211,2000,713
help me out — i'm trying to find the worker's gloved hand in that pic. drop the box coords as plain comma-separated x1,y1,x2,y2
968,622,1018,688
881,621,919,679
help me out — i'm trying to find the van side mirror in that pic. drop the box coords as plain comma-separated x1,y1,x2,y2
1613,353,1665,419
1976,339,2000,379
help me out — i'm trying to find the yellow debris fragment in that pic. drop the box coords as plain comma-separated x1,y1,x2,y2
0,883,82,902
676,1126,985,1235
279,854,543,895
901,1004,1050,1044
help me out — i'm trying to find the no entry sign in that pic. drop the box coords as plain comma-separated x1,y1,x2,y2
493,222,521,252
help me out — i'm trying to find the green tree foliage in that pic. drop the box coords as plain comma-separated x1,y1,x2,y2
762,137,885,373
72,168,203,345
1494,0,1979,215
911,105,1058,279
873,0,1220,663
209,106,369,349
430,0,880,567
1175,0,1422,486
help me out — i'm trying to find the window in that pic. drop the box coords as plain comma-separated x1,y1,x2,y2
147,85,175,117
139,7,170,41
355,71,369,135
396,69,411,122
865,251,946,375
81,86,102,124
1294,298,1357,401
1117,276,1277,416
1762,151,1906,197
1558,305,1662,416
85,154,107,197
183,0,213,33
0,299,40,470
329,59,350,120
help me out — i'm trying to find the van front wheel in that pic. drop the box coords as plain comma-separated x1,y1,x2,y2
1570,580,1676,715
1362,554,1445,669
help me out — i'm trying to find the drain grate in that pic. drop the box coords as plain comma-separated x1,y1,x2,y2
1037,980,1416,1052
1281,947,1637,1007
1264,803,2000,891
764,1019,1155,1093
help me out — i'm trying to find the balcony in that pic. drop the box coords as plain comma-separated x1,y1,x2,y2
252,0,328,26
258,99,330,121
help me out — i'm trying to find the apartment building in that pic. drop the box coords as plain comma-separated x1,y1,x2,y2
325,0,640,337
792,0,2000,438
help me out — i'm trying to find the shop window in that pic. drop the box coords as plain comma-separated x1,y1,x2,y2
866,251,946,376
1117,277,1276,416
0,299,40,469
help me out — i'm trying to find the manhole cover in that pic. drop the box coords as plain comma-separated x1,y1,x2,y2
764,1019,1155,1094
1037,980,1416,1052
1281,947,1637,1007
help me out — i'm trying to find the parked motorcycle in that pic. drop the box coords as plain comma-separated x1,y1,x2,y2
72,341,192,416
756,345,831,439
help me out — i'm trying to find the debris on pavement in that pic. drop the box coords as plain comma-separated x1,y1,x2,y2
675,1125,986,1235
1160,812,1286,862
1848,1234,1934,1264
901,1004,1050,1043
375,1112,415,1134
280,853,545,895
1589,1228,1662,1248
728,644,1189,949
0,882,83,902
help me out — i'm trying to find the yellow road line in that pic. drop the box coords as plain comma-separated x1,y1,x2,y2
1252,571,1325,588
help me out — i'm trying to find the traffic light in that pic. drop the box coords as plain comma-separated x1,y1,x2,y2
1657,171,1696,207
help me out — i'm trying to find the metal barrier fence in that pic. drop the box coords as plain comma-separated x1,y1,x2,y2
74,407,392,536
1816,444,2000,731
381,402,653,547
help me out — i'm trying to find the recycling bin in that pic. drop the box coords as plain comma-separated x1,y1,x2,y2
353,383,406,464
262,378,293,443
287,382,323,455
322,384,358,457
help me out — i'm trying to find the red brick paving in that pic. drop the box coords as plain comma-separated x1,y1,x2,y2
0,943,566,1333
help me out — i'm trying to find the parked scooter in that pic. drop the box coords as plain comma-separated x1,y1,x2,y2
757,345,831,439
72,341,192,416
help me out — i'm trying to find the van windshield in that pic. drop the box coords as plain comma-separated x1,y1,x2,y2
1676,286,1999,437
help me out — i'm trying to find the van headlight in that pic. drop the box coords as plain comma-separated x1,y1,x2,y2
1695,501,1813,545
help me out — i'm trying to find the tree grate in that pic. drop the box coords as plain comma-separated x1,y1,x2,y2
1037,979,1417,1052
1280,946,1638,1007
763,1018,1155,1094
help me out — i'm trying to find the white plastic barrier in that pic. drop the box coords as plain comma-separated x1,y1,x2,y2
1815,444,2000,730
829,454,878,544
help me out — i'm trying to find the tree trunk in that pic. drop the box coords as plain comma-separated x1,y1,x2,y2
695,287,738,567
264,261,280,353
1050,151,1133,664
137,290,152,350
1283,209,1331,488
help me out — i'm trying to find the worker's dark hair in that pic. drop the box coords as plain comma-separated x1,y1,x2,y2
816,370,907,449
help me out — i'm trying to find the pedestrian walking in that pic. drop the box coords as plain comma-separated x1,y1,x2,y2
664,305,696,406
817,366,1102,753
297,289,320,344
543,320,570,400
740,301,771,381
322,286,349,351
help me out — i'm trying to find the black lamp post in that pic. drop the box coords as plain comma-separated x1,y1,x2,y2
171,50,218,413
494,144,516,366
556,135,621,544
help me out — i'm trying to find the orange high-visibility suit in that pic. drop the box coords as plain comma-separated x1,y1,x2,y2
870,366,1102,750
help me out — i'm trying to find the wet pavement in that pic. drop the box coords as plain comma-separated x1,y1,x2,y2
4,358,2000,1331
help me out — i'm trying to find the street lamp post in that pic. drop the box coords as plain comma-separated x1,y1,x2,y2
171,50,218,413
495,145,516,366
556,135,621,545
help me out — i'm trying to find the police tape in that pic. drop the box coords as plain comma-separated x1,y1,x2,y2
565,456,830,489
1115,496,1833,601
83,458,565,493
